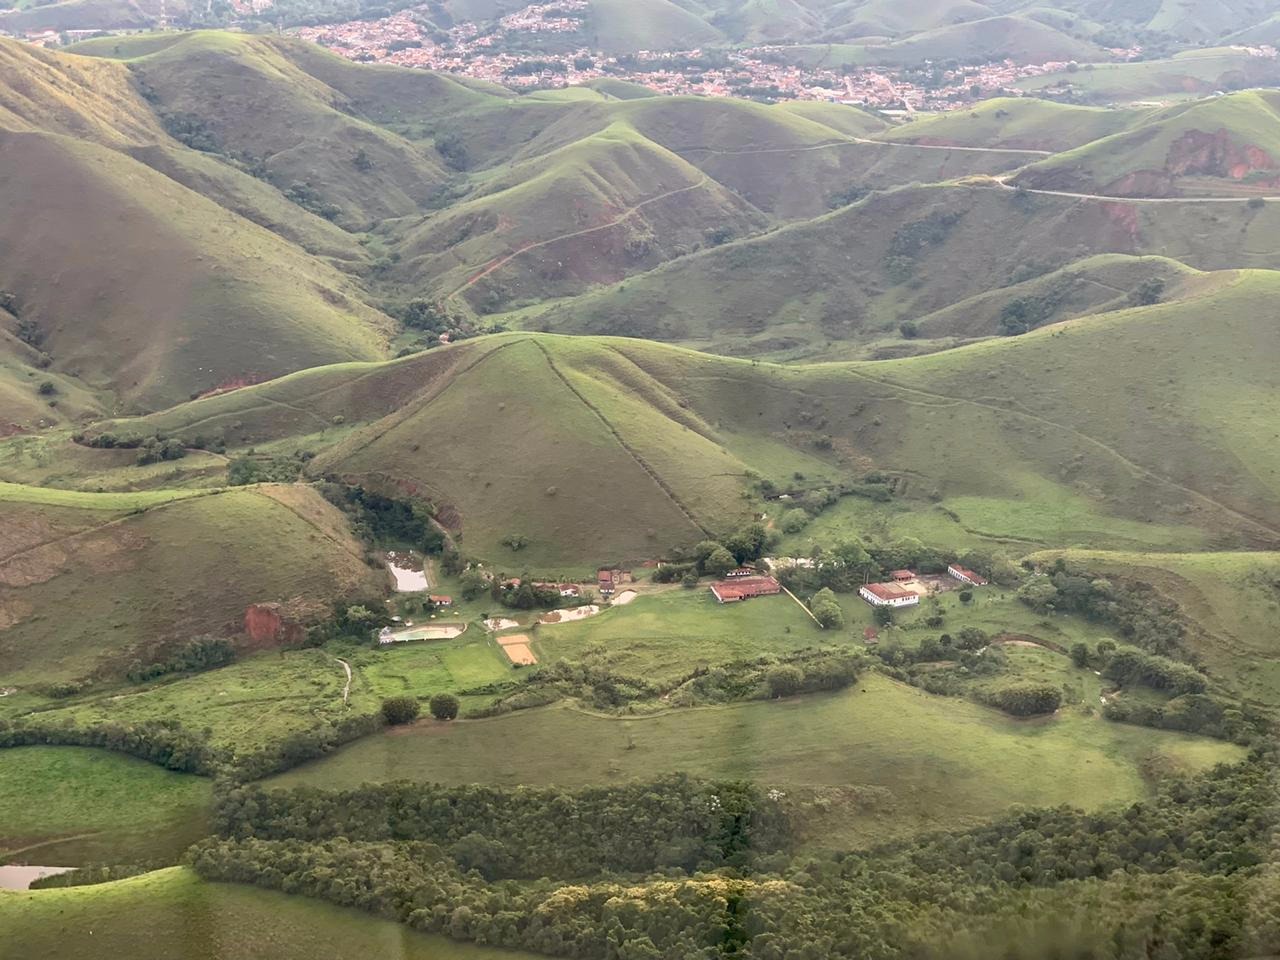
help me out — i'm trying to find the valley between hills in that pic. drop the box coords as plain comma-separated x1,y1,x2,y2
3,19,1280,960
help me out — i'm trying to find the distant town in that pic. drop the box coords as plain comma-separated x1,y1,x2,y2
289,1,1117,111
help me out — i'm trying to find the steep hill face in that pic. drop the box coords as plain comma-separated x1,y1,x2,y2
1013,91,1280,197
125,34,453,229
0,128,388,411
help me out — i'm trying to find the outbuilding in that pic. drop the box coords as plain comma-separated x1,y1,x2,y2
859,582,921,608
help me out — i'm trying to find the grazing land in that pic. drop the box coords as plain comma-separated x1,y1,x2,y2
271,673,1242,847
0,747,210,864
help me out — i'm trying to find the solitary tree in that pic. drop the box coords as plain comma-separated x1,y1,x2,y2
1070,642,1090,668
429,692,460,720
381,696,420,725
703,546,738,578
810,587,845,629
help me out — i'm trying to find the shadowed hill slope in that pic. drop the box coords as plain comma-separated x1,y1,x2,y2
510,182,1280,356
0,483,385,684
0,128,388,411
125,33,453,228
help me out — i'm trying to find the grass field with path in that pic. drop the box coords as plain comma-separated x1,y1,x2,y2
0,867,543,960
531,588,824,681
0,747,210,865
17,635,516,753
270,673,1242,847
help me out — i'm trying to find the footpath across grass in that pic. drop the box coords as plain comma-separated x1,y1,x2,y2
270,673,1242,847
532,588,824,681
0,867,544,960
0,747,210,865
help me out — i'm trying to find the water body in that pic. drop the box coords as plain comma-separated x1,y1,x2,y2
0,865,74,890
388,561,429,592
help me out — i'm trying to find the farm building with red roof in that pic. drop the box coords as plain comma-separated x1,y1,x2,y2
947,565,989,586
710,576,782,603
859,582,921,607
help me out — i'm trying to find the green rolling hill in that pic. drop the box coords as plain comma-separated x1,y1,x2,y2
877,97,1145,153
84,275,1280,566
1014,90,1280,197
0,483,385,684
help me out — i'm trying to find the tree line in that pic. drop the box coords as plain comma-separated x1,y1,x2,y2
187,752,1280,960
212,775,789,879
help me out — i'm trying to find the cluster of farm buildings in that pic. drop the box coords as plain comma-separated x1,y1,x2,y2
859,565,988,607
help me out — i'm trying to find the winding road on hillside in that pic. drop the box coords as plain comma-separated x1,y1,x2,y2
988,175,1280,204
335,657,352,705
445,176,714,300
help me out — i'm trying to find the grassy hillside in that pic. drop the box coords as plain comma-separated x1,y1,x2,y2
272,672,1242,846
585,0,725,51
779,14,1106,67
0,867,544,959
834,0,997,39
871,14,1108,62
0,128,388,410
909,254,1199,340
0,747,210,864
0,484,384,684
391,121,767,308
878,97,1143,152
1014,90,1280,196
90,290,1280,564
1033,549,1280,708
1015,47,1280,102
124,33,452,228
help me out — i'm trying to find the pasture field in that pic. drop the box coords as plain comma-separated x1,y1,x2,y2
0,747,210,865
843,587,1119,652
1036,549,1280,706
18,636,515,753
531,587,824,681
0,867,544,960
270,673,1242,847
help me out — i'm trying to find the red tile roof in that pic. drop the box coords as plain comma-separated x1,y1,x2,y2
710,575,782,601
862,582,920,602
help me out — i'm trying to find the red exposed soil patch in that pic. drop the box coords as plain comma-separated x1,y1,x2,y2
1100,201,1141,247
1166,128,1276,180
197,375,266,400
243,602,306,650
